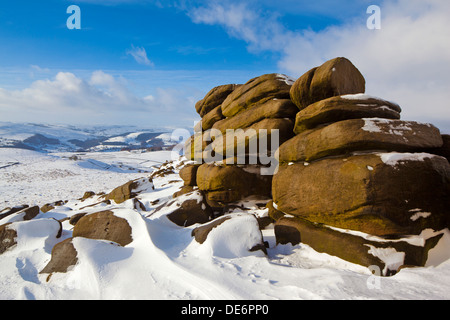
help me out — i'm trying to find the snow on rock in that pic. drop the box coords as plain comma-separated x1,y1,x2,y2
362,118,413,135
379,152,436,166
341,93,386,101
365,245,406,275
276,74,296,86
189,213,266,259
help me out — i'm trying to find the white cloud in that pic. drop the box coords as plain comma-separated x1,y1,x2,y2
187,0,450,132
189,2,290,52
127,45,154,67
0,71,197,127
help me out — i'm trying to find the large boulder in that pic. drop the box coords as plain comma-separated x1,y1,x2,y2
272,153,450,236
195,84,240,117
73,210,133,246
197,164,272,203
221,74,293,118
202,105,224,130
293,94,401,135
179,164,201,186
279,119,443,163
275,217,444,276
208,118,294,161
213,99,298,134
105,177,154,204
290,57,366,110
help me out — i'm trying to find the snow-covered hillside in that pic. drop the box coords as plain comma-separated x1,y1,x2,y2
1,147,450,301
0,122,180,152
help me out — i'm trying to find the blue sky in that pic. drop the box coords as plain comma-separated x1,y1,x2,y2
1,0,450,131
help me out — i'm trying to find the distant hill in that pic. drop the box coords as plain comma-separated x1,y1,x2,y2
0,122,183,153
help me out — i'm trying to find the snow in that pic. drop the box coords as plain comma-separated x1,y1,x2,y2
365,245,406,275
409,209,432,222
1,148,450,300
276,74,295,86
379,152,435,166
362,118,413,135
341,93,383,101
0,148,172,208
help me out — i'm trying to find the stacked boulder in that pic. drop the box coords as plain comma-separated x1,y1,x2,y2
272,57,450,275
185,73,298,209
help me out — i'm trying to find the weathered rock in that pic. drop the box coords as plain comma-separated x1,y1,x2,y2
105,177,154,204
0,223,17,254
213,99,298,134
173,185,195,198
275,217,444,276
280,119,443,163
73,210,133,246
266,200,284,222
41,200,66,213
22,206,40,221
273,153,450,236
149,161,176,178
197,164,272,202
191,216,232,244
206,190,242,204
209,118,294,160
202,105,224,130
184,131,211,162
80,191,95,201
0,205,29,221
0,206,40,223
221,74,293,118
179,164,201,186
167,191,213,227
290,57,366,110
69,212,88,226
195,84,239,117
293,94,401,134
40,238,78,275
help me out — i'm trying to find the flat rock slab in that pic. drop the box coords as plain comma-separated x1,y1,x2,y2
294,94,401,134
280,118,443,163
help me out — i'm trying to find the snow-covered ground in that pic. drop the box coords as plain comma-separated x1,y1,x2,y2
0,148,174,208
1,148,450,300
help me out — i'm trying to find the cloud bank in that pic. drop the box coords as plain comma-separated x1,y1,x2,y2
0,70,197,127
